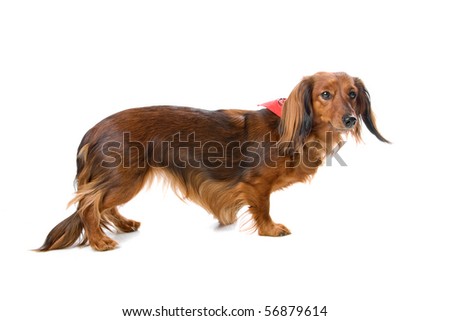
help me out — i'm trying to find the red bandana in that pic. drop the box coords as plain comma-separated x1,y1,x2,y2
258,98,286,117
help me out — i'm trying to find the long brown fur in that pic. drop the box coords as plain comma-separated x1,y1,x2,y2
38,72,389,251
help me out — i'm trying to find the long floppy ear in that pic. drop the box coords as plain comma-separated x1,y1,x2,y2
354,78,390,143
278,76,314,155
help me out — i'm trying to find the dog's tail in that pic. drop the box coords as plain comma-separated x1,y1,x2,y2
36,141,92,251
36,212,86,251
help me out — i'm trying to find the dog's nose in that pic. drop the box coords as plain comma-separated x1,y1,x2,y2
342,114,357,128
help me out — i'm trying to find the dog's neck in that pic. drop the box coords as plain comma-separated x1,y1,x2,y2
287,129,345,178
307,128,345,160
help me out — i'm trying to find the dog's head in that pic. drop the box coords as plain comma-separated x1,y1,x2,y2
278,72,390,153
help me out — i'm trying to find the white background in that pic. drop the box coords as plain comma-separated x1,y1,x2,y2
1,1,449,320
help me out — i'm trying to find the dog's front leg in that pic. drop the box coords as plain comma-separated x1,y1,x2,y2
246,191,291,237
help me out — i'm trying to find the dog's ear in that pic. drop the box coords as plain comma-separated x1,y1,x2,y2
278,76,314,155
353,78,390,143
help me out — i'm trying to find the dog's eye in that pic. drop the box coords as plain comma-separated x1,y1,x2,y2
349,91,357,99
321,91,332,100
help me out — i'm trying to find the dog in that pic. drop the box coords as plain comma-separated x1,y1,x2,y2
38,72,389,251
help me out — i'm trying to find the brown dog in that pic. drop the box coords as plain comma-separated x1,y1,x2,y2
38,72,389,251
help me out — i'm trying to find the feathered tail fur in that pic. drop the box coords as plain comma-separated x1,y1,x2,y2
37,212,86,251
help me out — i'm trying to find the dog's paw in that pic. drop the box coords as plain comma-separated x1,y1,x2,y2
258,223,291,237
118,219,141,233
90,236,118,251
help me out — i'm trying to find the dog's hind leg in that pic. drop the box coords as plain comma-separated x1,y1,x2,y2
78,202,118,251
74,170,148,251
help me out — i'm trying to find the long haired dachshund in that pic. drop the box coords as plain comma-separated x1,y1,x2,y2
38,72,389,251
